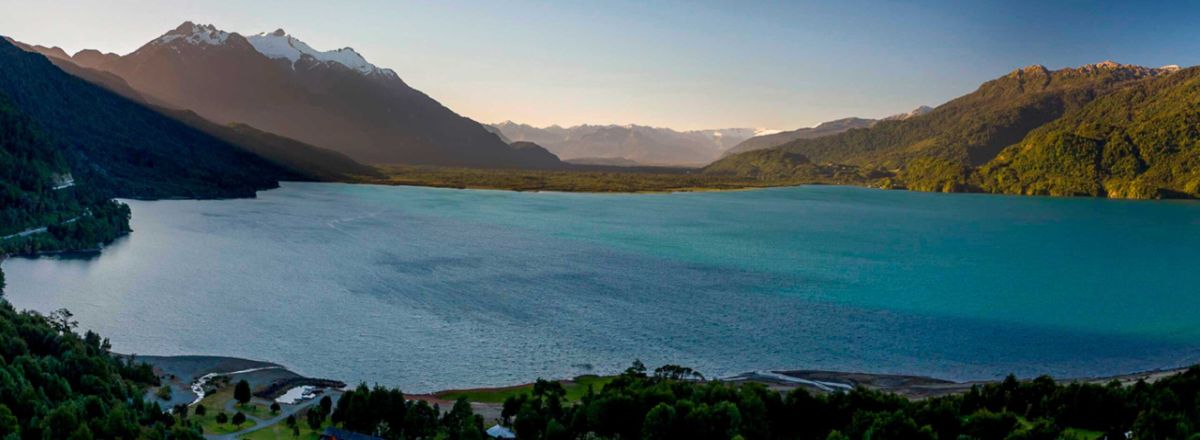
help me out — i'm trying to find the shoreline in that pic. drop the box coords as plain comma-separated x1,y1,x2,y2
353,177,786,195
330,174,1200,200
137,354,1195,403
722,365,1194,399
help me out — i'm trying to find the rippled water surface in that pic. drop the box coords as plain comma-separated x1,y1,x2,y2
5,183,1200,391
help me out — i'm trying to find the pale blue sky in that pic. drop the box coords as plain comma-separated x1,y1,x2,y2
3,0,1199,130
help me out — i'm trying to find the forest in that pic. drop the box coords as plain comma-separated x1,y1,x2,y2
326,360,1200,440
0,94,131,257
0,295,202,439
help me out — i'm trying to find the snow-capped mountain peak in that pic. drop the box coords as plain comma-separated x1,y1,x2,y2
156,22,231,46
246,28,394,77
153,22,395,77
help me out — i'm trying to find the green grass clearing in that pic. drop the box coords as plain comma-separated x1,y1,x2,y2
188,384,277,435
191,409,257,435
239,420,333,439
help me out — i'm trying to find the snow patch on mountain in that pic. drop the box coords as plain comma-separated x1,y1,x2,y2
247,29,394,76
155,22,395,77
157,22,231,46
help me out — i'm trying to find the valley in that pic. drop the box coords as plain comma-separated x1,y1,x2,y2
3,7,1200,439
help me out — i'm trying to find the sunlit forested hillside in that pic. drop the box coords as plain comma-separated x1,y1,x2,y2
708,62,1200,199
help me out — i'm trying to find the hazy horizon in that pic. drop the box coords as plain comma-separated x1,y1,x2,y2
3,0,1200,131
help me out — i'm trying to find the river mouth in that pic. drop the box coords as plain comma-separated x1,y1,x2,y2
5,182,1200,392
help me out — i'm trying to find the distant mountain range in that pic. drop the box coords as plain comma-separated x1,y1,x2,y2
489,122,769,166
492,106,933,167
708,61,1200,199
39,22,563,169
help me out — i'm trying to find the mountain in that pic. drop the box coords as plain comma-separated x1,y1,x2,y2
9,37,376,181
489,122,763,166
881,105,934,121
708,61,1200,199
72,22,562,169
722,107,932,157
738,62,1170,168
0,37,289,200
978,64,1199,198
166,111,380,181
724,117,877,156
71,48,121,69
9,39,164,106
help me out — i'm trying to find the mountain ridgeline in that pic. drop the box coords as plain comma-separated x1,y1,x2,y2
708,62,1200,199
69,22,563,170
723,117,878,157
11,39,379,182
0,38,290,200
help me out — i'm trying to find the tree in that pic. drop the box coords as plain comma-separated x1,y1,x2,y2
864,410,934,440
962,410,1019,440
234,379,252,404
643,403,677,440
653,365,705,381
48,308,78,332
286,414,296,427
544,419,569,440
0,404,18,435
319,395,333,417
232,411,247,427
194,404,207,416
502,395,528,424
625,359,648,377
307,407,325,430
216,413,228,424
156,385,173,401
270,402,281,414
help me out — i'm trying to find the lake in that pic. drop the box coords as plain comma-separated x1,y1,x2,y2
5,182,1200,392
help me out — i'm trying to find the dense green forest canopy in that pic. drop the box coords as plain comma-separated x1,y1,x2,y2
0,289,202,439
301,360,1200,440
979,66,1200,198
483,361,1200,440
0,94,131,257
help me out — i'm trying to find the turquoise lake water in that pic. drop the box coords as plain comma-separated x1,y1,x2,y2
4,182,1200,391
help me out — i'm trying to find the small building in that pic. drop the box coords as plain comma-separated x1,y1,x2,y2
319,427,384,440
486,424,517,439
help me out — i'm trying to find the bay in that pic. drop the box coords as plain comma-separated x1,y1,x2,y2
5,182,1200,391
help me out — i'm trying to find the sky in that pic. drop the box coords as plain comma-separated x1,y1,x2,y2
3,0,1200,131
